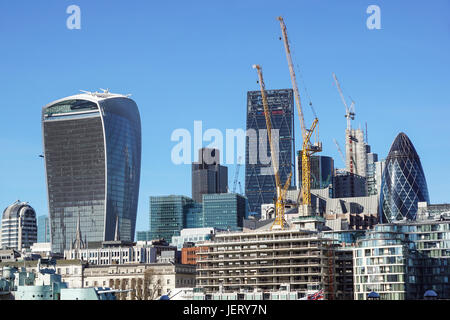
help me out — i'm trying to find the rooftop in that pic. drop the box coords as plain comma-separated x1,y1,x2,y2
43,90,131,111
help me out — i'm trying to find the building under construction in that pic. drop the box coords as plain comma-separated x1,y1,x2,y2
196,219,340,299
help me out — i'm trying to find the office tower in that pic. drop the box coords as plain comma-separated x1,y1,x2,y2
375,160,385,198
146,193,247,241
332,172,367,198
297,152,334,190
366,150,379,196
37,215,50,243
42,91,141,253
202,193,247,231
346,128,367,177
1,201,37,250
192,148,228,203
185,202,203,229
380,132,429,223
136,231,151,241
245,89,295,214
149,195,198,241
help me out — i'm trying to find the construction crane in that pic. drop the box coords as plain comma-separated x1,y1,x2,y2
277,16,322,215
333,138,358,174
253,64,292,230
232,156,242,193
332,73,355,174
333,138,345,165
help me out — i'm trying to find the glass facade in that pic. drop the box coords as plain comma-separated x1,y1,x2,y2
297,152,334,189
37,215,50,243
353,225,423,300
202,193,247,231
42,94,141,253
136,231,151,241
354,220,450,300
101,97,141,243
380,133,429,223
146,194,247,241
185,202,203,229
149,195,197,241
245,89,295,215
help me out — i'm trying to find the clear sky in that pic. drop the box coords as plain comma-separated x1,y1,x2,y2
0,0,449,234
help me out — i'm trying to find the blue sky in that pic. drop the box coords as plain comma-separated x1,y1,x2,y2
0,0,449,233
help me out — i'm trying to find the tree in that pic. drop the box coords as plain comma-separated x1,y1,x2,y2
130,278,137,300
136,278,143,300
143,268,164,300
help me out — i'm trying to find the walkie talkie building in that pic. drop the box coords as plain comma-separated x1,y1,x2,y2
42,92,141,253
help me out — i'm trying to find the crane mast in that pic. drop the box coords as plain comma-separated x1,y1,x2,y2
277,16,321,214
277,17,307,143
332,73,355,174
333,138,345,165
253,64,292,230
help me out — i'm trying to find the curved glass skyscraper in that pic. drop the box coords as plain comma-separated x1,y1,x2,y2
42,92,141,253
380,132,429,223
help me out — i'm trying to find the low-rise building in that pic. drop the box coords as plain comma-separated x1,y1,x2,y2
0,249,21,263
181,243,208,265
0,259,196,300
171,227,217,250
30,242,52,258
196,223,336,298
63,239,177,265
80,263,196,300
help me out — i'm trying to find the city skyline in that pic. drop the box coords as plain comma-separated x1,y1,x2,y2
0,1,449,234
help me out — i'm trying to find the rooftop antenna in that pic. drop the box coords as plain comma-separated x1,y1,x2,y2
100,88,110,94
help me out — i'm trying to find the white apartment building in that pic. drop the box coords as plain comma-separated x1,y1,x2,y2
1,201,37,250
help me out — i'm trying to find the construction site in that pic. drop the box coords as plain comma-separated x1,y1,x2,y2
195,220,339,299
195,15,376,300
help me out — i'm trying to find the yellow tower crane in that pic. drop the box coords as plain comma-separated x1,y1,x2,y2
253,64,292,230
277,16,322,215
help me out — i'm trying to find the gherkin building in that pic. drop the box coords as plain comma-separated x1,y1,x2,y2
380,132,429,223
